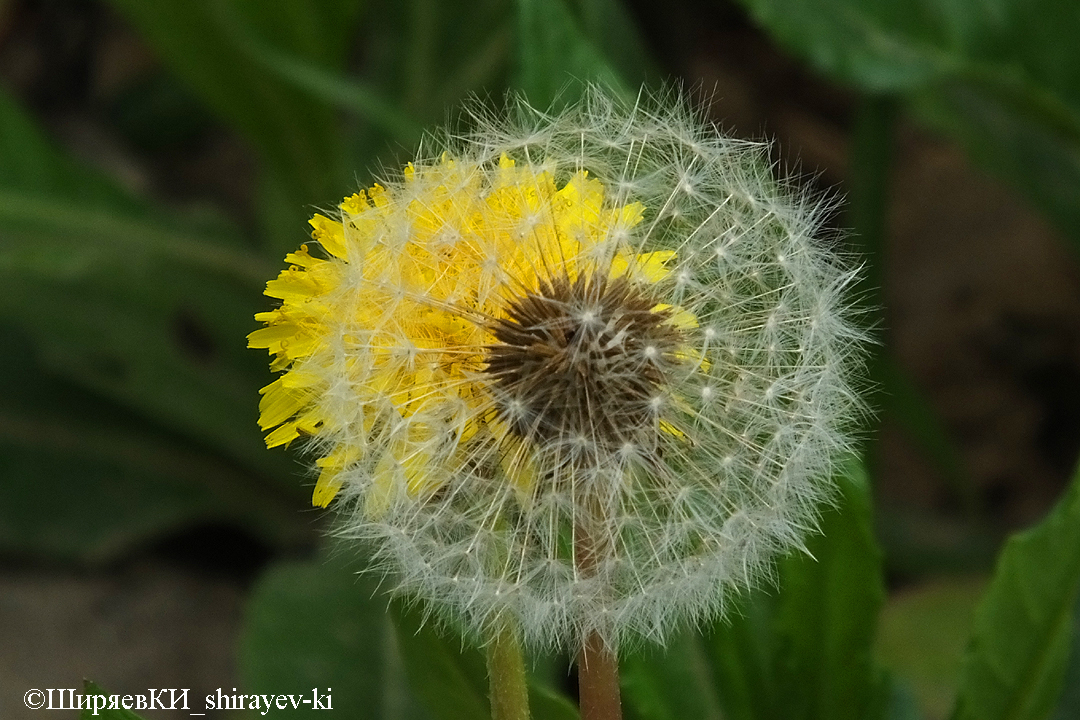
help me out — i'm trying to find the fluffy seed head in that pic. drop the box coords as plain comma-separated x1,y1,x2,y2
249,87,867,653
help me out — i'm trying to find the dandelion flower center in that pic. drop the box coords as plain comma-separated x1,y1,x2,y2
486,273,681,453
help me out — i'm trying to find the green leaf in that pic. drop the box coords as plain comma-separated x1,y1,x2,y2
530,683,580,720
565,0,657,90
107,0,360,182
952,469,1080,720
0,239,290,472
733,0,1080,252
0,188,271,285
209,4,422,144
877,577,987,720
0,83,292,472
79,682,151,720
106,0,361,256
241,554,435,720
704,590,784,720
768,461,887,720
0,88,270,283
0,92,139,208
392,604,491,720
394,601,580,720
711,461,886,720
734,0,1080,106
243,552,579,720
0,87,310,560
881,675,926,720
621,632,724,720
355,0,513,124
733,0,955,92
331,0,516,211
1050,590,1080,720
514,0,634,106
0,325,306,562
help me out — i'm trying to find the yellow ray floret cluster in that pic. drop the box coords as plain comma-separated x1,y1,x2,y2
248,153,676,508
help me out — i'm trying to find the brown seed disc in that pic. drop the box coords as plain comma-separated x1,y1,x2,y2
485,272,681,455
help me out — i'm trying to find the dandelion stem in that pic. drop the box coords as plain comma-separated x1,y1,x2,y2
575,504,622,720
487,620,530,720
578,631,622,720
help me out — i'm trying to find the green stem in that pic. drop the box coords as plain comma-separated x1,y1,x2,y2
847,92,895,430
487,621,530,720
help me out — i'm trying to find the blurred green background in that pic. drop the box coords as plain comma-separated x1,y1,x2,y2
1,1,1079,719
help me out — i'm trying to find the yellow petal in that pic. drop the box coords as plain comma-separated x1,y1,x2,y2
264,421,301,448
311,473,341,508
635,251,676,282
265,269,321,301
308,214,347,259
247,323,299,351
257,379,306,430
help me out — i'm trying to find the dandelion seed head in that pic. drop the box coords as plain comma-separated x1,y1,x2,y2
248,86,868,653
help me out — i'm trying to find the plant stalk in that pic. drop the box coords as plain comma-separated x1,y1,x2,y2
574,507,622,720
578,630,623,720
487,620,530,720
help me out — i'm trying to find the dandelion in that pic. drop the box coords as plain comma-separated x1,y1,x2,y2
249,87,865,682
